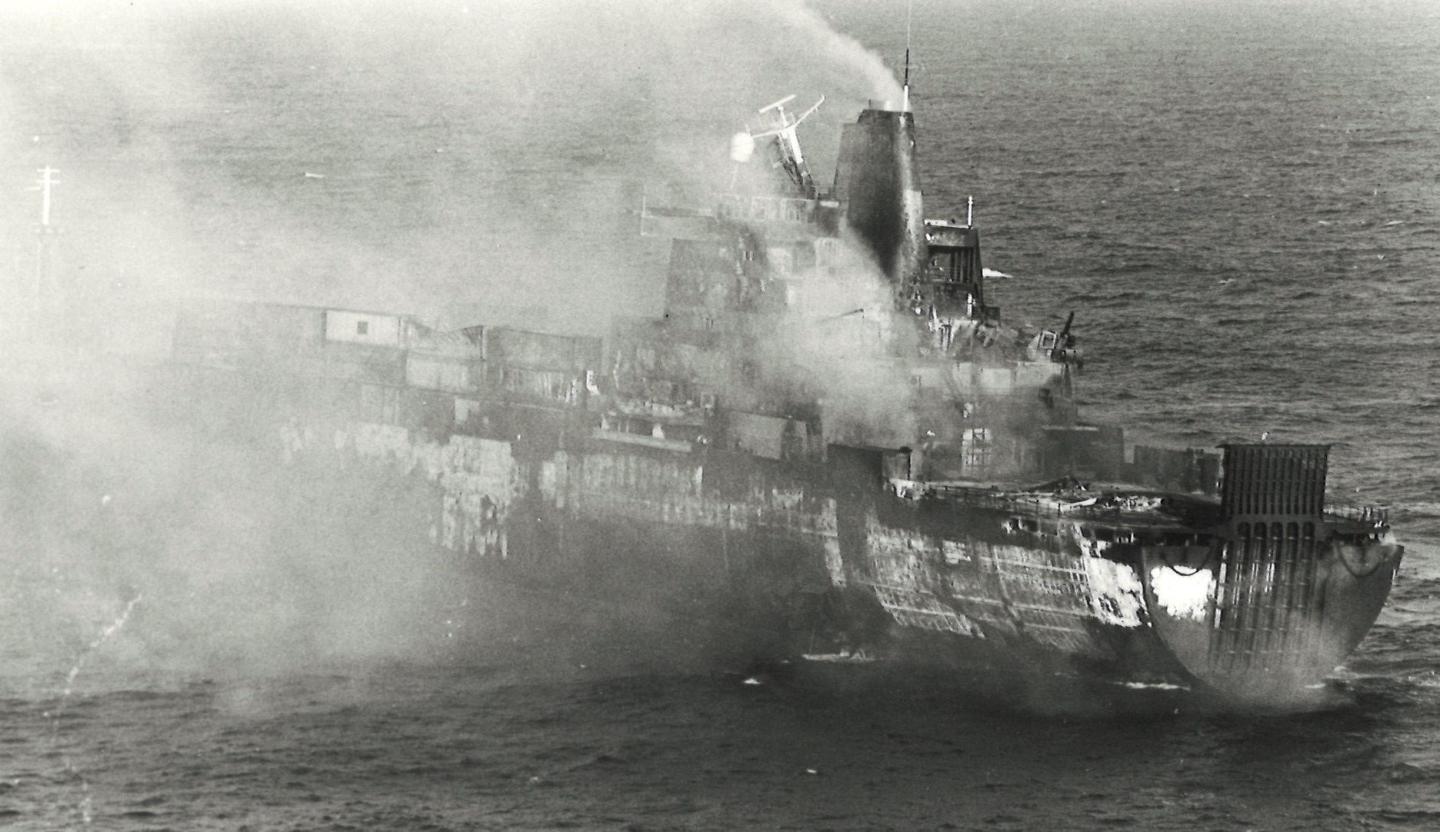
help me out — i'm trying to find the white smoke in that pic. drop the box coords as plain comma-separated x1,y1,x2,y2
0,0,909,680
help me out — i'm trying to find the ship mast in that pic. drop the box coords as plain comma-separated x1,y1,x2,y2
750,94,824,198
901,48,911,113
901,0,913,112
37,164,58,228
29,165,61,342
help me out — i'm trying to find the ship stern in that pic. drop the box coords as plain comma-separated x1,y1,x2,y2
1140,444,1403,702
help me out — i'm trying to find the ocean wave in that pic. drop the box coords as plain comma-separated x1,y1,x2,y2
1396,503,1440,519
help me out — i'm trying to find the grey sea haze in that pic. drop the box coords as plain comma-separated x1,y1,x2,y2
2,0,1440,829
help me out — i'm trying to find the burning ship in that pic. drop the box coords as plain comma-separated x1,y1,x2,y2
133,80,1401,701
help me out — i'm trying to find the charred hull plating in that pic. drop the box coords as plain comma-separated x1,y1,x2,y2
247,423,1401,701
156,95,1400,701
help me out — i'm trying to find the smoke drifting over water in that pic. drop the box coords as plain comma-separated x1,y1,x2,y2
1,0,902,329
0,0,906,683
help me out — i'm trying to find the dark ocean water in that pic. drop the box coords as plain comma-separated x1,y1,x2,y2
2,1,1439,829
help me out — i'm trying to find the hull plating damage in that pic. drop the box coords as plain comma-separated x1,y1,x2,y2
260,409,1401,700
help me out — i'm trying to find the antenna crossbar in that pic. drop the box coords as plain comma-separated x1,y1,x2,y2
29,165,61,227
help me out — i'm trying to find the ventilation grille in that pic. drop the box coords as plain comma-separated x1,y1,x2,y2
1220,444,1329,519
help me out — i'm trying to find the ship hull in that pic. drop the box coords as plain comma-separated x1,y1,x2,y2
226,391,1398,702
21,351,1392,705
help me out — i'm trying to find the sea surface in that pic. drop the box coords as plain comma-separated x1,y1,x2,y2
2,0,1439,829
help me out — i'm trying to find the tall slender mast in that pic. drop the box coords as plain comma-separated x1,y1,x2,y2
37,165,59,227
901,48,911,112
901,0,913,112
31,165,61,331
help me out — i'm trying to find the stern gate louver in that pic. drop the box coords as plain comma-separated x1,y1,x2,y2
1219,443,1328,520
1210,444,1330,687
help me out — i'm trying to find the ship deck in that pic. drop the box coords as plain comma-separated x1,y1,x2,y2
895,477,1390,538
889,476,1212,530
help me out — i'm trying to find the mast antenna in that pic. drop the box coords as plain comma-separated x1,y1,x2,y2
34,165,60,227
901,0,913,111
750,95,824,197
28,165,62,326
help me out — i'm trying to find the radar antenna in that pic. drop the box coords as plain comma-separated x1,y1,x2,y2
748,95,824,197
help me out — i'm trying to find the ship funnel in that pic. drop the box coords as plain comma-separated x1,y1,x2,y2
832,104,925,287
